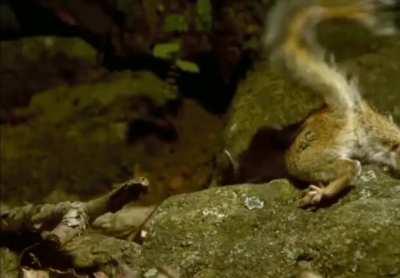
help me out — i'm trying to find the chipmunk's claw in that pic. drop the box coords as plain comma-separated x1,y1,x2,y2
299,185,325,208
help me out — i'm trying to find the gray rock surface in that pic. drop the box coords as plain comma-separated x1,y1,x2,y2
142,166,400,277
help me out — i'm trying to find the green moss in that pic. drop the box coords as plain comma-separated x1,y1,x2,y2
0,248,19,278
0,37,97,65
21,71,176,125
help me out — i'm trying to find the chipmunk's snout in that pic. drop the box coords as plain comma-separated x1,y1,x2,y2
392,144,400,174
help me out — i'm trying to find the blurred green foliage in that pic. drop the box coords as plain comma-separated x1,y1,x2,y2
196,0,213,32
153,41,181,60
153,41,200,73
163,14,189,33
176,59,200,73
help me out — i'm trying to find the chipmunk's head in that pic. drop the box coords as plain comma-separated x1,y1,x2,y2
392,143,400,174
388,116,400,173
366,112,400,174
370,141,400,177
380,134,400,175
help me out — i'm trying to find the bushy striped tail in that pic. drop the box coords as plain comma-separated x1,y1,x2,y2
263,0,396,113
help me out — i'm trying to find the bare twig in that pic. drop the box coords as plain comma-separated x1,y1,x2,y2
0,177,149,247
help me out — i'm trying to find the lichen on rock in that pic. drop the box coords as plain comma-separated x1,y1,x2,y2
141,167,400,277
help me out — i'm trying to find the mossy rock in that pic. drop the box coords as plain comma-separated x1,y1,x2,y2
1,71,177,204
0,248,20,278
342,36,400,123
63,233,144,273
0,36,104,111
18,71,176,125
0,36,97,65
142,167,400,277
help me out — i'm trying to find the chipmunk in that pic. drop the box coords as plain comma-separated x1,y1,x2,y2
264,0,400,207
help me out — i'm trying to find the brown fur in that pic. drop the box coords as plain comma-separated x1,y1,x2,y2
265,0,400,207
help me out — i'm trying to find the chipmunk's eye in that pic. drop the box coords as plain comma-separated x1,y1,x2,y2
392,143,400,152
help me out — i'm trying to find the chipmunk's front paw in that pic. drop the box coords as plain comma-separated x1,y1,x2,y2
299,185,325,208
